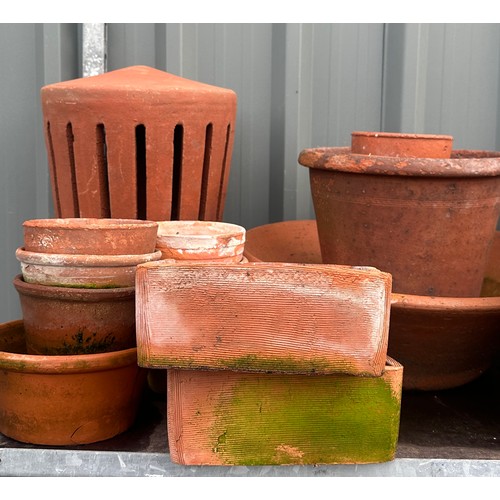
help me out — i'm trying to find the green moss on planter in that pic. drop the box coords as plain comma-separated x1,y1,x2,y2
209,372,401,465
481,277,500,297
53,330,117,355
142,353,363,375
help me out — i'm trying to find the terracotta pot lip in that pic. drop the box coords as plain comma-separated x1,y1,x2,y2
156,220,246,248
12,275,135,299
23,218,158,231
298,147,500,177
0,320,137,374
391,292,500,311
352,131,454,141
16,247,162,267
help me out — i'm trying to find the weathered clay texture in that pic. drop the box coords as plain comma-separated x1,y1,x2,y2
0,320,146,446
299,147,500,297
167,358,403,465
23,218,158,255
41,65,237,221
156,220,245,262
13,275,136,355
351,131,453,158
16,247,162,288
136,261,392,376
244,219,500,390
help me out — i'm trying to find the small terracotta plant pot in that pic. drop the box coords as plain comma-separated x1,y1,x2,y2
299,146,500,297
13,275,136,355
16,247,162,288
0,319,146,446
156,220,246,263
23,218,159,255
167,358,403,465
244,219,500,390
351,131,453,158
136,260,392,377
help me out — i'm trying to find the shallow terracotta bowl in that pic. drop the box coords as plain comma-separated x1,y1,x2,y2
0,320,146,446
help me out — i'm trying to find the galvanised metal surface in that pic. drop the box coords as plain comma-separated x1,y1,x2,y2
1,449,500,477
1,22,500,337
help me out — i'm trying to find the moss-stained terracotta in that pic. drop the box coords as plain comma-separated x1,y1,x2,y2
167,359,403,465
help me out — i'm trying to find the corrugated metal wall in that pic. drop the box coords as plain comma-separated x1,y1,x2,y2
1,23,500,322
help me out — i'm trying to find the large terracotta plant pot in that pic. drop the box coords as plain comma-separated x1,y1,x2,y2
0,320,146,446
13,275,136,355
298,145,500,297
167,358,402,465
41,65,237,221
16,247,162,288
156,220,246,263
23,218,158,255
244,219,500,390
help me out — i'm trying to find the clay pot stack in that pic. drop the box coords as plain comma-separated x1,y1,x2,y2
298,131,500,390
0,218,160,445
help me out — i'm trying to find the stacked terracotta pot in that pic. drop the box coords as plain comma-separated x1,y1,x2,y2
0,218,160,446
298,131,500,390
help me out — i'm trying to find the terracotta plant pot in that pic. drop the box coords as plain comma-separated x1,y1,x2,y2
23,218,158,255
41,65,237,221
351,131,453,158
244,219,500,390
156,220,246,263
299,146,500,297
16,247,162,288
136,260,392,376
0,319,146,446
13,275,136,355
167,358,403,465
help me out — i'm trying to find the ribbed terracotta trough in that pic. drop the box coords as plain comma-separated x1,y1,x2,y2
136,260,392,377
167,358,403,465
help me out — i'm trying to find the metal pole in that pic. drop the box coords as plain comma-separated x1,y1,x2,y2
82,23,107,77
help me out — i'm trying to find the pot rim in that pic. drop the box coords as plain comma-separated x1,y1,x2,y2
16,247,162,267
351,131,454,141
298,147,500,177
0,320,138,374
391,292,500,312
12,274,135,299
23,218,159,231
156,220,246,248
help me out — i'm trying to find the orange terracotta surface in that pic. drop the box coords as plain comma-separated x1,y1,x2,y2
244,219,500,390
13,275,136,355
156,220,245,262
351,131,453,158
167,358,403,465
0,320,146,446
136,260,392,376
41,65,237,221
16,247,162,288
23,218,159,255
244,220,322,264
299,147,500,297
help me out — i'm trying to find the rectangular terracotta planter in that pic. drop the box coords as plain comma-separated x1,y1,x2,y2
167,358,403,466
136,261,392,376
